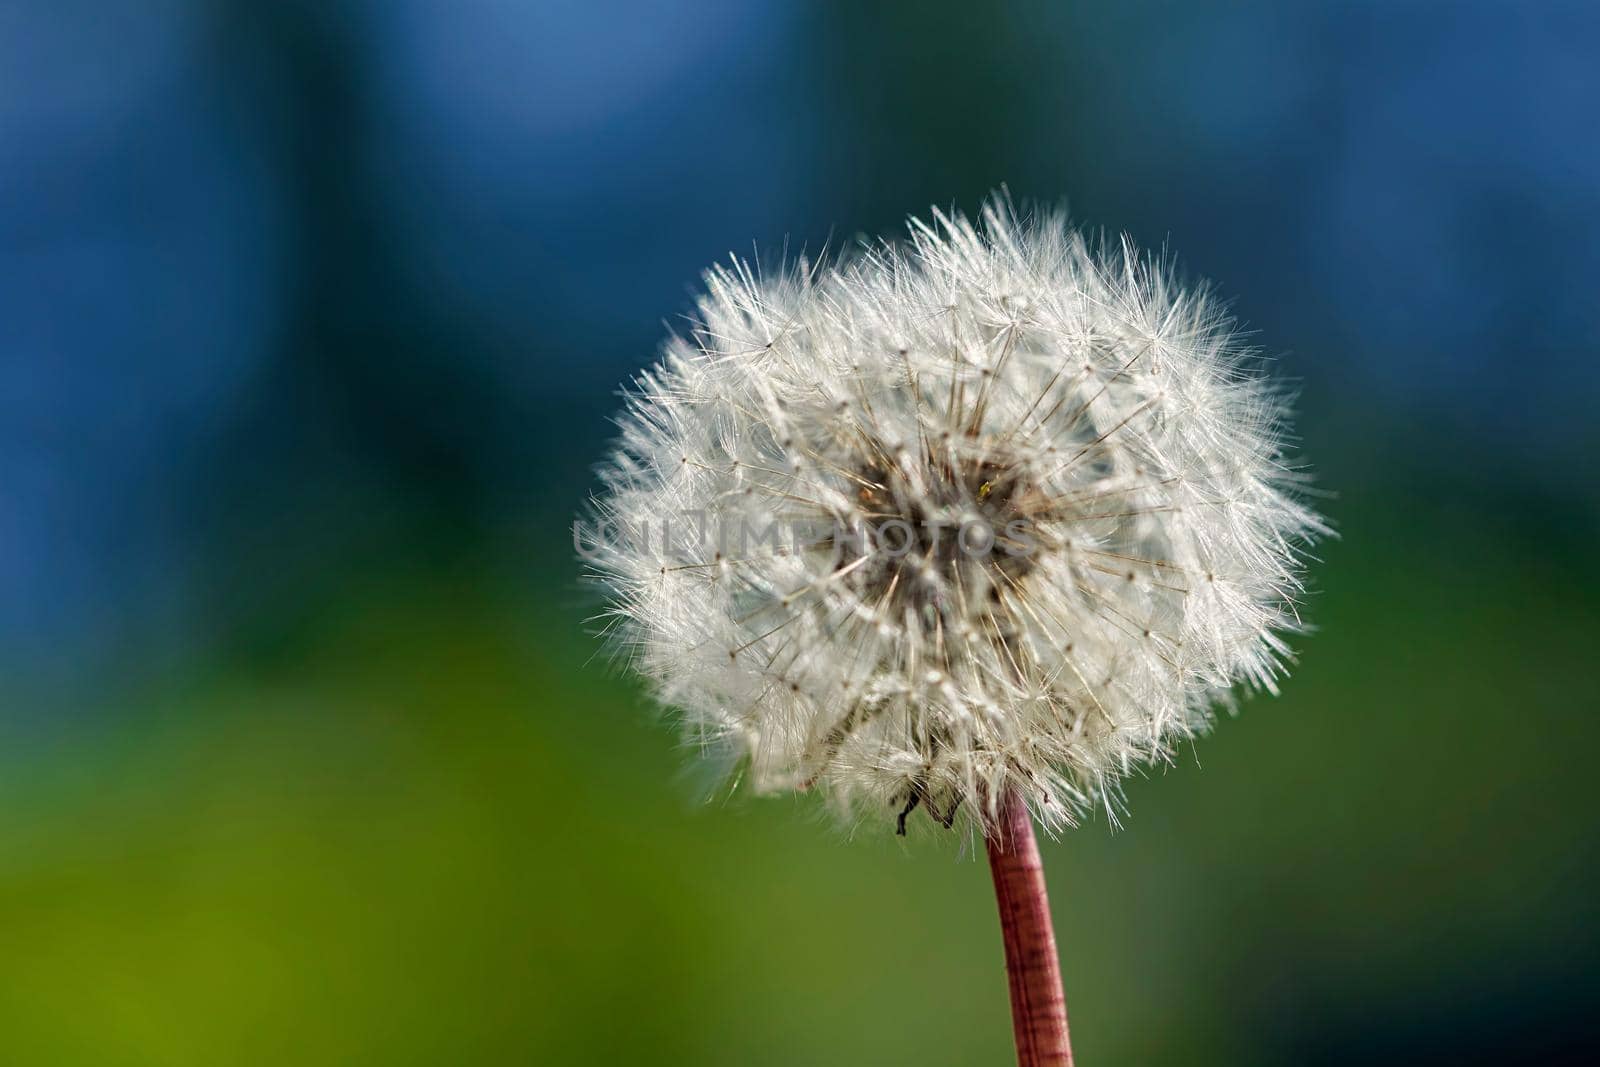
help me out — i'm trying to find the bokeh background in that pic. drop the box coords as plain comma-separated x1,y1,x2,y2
4,1,1598,1063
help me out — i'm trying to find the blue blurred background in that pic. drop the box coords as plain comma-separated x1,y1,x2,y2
3,2,1597,1063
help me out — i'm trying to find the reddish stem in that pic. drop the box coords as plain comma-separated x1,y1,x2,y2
986,791,1074,1066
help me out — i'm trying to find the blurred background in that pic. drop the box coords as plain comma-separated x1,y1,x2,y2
3,1,1598,1063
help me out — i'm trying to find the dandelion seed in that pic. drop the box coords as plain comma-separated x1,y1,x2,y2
586,195,1321,832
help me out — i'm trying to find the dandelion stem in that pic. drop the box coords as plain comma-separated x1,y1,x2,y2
987,790,1073,1066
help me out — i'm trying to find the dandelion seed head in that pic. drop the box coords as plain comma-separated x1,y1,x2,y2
583,195,1324,837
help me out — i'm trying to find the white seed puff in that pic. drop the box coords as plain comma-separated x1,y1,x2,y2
584,197,1323,837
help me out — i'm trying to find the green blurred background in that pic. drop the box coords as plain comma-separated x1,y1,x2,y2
4,2,1598,1063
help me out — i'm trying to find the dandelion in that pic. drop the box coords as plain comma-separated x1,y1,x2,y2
581,194,1322,1064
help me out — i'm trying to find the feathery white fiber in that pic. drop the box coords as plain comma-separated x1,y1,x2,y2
583,196,1322,837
